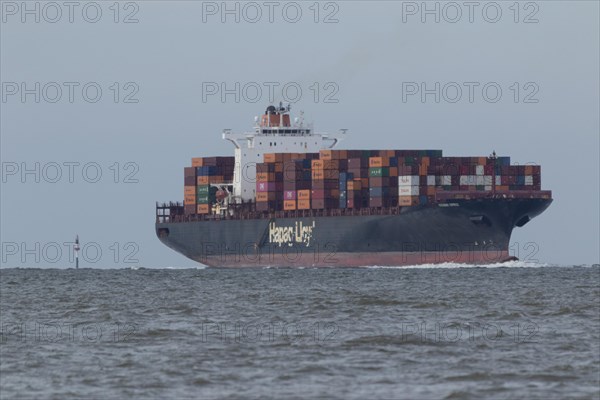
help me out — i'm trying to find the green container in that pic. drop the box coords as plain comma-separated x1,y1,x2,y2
197,185,210,196
369,167,389,177
476,185,485,191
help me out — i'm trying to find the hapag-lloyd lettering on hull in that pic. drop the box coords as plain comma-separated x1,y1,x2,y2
269,221,316,247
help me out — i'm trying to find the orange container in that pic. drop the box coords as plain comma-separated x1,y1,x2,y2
184,186,196,205
524,165,533,174
184,195,195,205
191,157,204,167
426,186,436,195
264,153,276,163
209,175,223,183
389,167,398,177
347,180,362,191
197,204,209,214
369,157,383,168
297,199,311,209
320,150,332,160
256,192,276,201
197,176,209,185
399,196,418,206
256,172,269,182
312,169,324,180
284,200,296,210
311,160,324,169
298,190,311,200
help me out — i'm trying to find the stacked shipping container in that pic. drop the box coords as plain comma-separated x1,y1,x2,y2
185,150,543,215
183,156,235,215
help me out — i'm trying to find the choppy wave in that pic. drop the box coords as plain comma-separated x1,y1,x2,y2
1,264,598,399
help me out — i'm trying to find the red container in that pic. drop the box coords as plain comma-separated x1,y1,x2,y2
312,199,325,209
311,189,325,199
312,180,325,190
184,167,196,178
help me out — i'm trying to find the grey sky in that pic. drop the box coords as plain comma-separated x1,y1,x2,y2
1,1,598,267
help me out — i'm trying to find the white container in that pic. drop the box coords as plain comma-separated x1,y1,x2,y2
441,175,452,186
475,176,485,185
427,175,436,186
399,186,419,196
483,176,492,186
495,175,502,186
484,185,492,191
525,175,533,185
460,175,483,185
398,176,419,186
476,165,485,175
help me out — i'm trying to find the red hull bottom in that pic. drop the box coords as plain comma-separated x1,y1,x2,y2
194,250,514,268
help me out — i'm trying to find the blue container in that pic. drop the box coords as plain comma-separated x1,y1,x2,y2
389,157,398,167
419,195,428,205
339,172,354,182
196,166,217,176
369,187,390,197
498,157,511,166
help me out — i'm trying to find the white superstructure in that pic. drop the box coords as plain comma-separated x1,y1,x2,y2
222,104,344,203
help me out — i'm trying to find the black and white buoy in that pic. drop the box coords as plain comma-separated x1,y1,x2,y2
74,235,80,269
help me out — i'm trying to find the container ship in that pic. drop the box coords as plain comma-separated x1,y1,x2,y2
156,104,552,267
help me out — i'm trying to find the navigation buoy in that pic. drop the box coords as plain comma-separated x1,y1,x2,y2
74,235,80,269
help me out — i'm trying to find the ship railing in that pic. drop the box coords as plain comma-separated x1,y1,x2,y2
156,189,552,223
